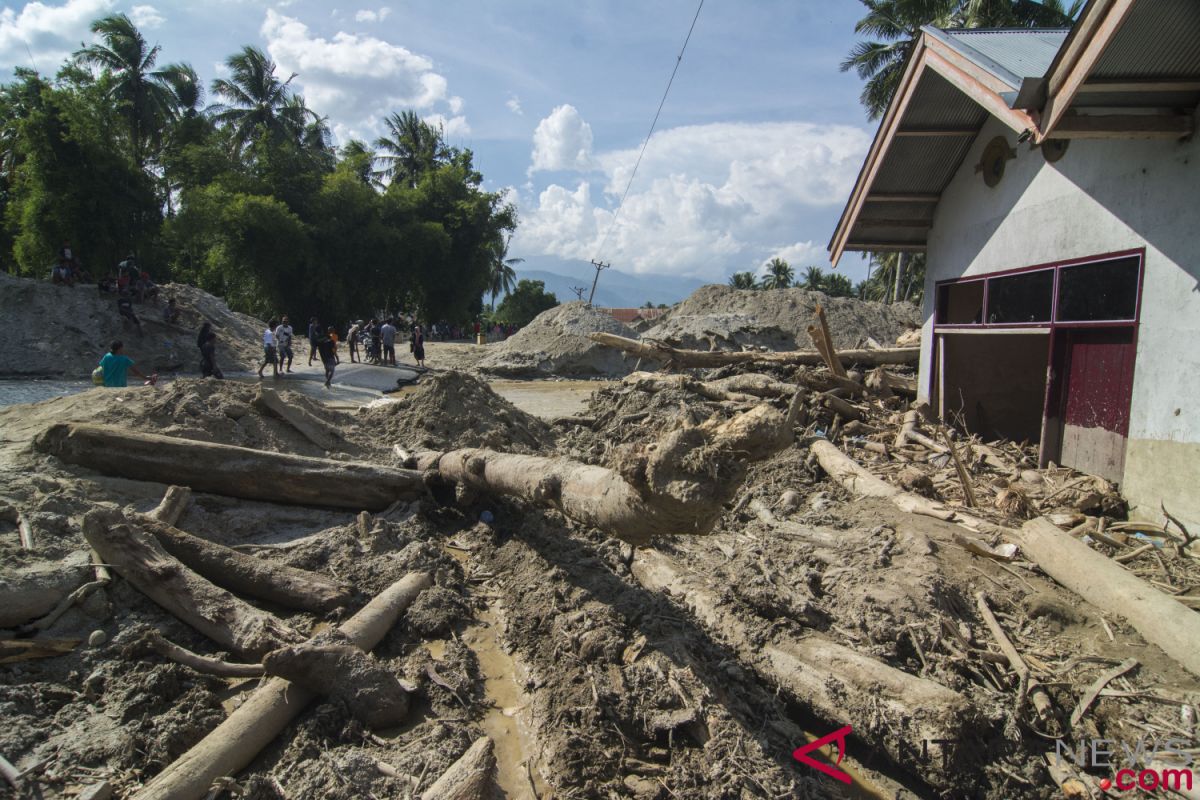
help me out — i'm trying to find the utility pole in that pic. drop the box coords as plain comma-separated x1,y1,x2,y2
587,259,610,306
570,286,587,301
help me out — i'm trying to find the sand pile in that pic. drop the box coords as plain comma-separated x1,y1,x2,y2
644,284,919,351
359,371,556,452
477,301,637,378
0,273,263,378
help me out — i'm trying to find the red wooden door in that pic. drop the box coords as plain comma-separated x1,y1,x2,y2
1058,328,1136,483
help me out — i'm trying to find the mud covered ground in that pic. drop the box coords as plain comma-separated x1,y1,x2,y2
1,370,1197,799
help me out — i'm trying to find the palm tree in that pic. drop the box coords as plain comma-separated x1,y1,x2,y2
487,235,522,310
339,140,383,188
374,110,446,187
801,265,826,291
761,257,794,290
841,0,1081,120
209,46,297,154
825,272,855,298
728,271,758,290
74,14,177,166
159,62,203,117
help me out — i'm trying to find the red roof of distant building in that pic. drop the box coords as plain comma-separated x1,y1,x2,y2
597,307,666,324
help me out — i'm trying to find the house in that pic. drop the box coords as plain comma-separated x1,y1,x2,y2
596,307,668,325
829,0,1200,528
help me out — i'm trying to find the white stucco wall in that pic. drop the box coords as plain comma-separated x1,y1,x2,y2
917,116,1200,526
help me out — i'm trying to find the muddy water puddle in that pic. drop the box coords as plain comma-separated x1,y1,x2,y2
487,379,609,420
424,606,546,799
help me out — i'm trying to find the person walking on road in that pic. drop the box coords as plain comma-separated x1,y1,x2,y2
317,326,338,387
411,324,426,368
347,320,361,364
275,316,294,373
381,318,397,366
307,317,320,366
258,319,279,378
197,322,223,379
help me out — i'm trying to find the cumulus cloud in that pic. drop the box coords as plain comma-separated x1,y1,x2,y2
424,112,470,138
261,9,461,144
513,121,870,279
129,4,164,28
0,0,114,75
529,104,593,174
506,94,523,115
354,6,390,23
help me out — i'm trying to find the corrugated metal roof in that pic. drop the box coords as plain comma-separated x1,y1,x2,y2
1092,0,1200,79
929,27,1068,86
870,134,977,195
902,70,990,128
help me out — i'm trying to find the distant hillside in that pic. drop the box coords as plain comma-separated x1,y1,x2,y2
512,257,705,308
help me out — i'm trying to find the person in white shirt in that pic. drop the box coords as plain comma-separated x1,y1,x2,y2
274,316,294,373
380,319,397,366
257,319,279,378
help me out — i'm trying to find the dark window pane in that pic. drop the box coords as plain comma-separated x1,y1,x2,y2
937,280,984,324
987,269,1053,323
1056,257,1139,322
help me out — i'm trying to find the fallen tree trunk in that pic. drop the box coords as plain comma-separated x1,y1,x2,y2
141,519,351,613
131,571,432,800
589,332,919,369
1017,517,1200,678
128,625,265,678
0,551,92,629
622,371,757,403
811,439,955,520
83,510,303,659
252,388,344,452
35,423,425,511
421,737,497,800
414,404,794,544
631,549,977,788
149,485,192,527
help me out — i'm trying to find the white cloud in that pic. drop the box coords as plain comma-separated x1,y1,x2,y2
529,104,593,174
129,4,164,29
0,0,114,75
354,6,390,23
506,94,523,116
513,121,871,280
424,112,470,138
765,242,825,273
261,9,463,145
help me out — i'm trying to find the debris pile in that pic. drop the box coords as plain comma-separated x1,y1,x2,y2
0,273,262,377
476,300,639,378
643,284,920,351
1,300,1198,799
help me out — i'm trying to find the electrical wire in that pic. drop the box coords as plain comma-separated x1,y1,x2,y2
594,0,704,257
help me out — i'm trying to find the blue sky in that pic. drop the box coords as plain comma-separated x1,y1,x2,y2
1,0,879,282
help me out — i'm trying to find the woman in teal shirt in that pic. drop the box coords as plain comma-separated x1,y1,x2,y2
99,341,153,387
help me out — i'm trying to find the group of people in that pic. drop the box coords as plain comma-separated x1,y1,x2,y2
343,318,425,368
50,241,89,286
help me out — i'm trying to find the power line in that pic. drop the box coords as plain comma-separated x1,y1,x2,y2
593,0,705,258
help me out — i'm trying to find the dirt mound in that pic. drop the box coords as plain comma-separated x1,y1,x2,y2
0,273,264,378
359,371,556,452
644,284,919,351
477,301,637,377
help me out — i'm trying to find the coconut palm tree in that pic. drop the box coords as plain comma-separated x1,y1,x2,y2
825,272,855,298
728,271,758,290
801,265,826,291
842,0,1081,120
73,14,179,166
487,235,523,310
374,110,447,187
209,46,297,154
761,258,794,290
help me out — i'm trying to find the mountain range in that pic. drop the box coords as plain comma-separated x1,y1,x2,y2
511,256,708,308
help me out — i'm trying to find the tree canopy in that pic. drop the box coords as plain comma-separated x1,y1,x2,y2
0,17,517,327
494,279,558,326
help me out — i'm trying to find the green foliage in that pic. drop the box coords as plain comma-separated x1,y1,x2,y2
761,257,794,289
0,14,515,328
494,279,558,326
728,271,758,289
858,252,926,304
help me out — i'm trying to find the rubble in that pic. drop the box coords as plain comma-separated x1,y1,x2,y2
1,301,1197,799
476,300,639,377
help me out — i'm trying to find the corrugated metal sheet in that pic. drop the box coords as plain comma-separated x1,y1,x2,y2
938,28,1069,84
903,71,990,128
870,134,977,195
1092,0,1200,79
859,200,937,221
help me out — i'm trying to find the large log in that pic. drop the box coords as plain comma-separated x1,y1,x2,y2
141,519,351,613
252,387,344,452
35,423,424,510
414,404,794,544
631,549,977,788
810,439,955,520
421,737,497,800
131,572,433,800
82,510,303,659
588,332,919,369
1018,517,1200,678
